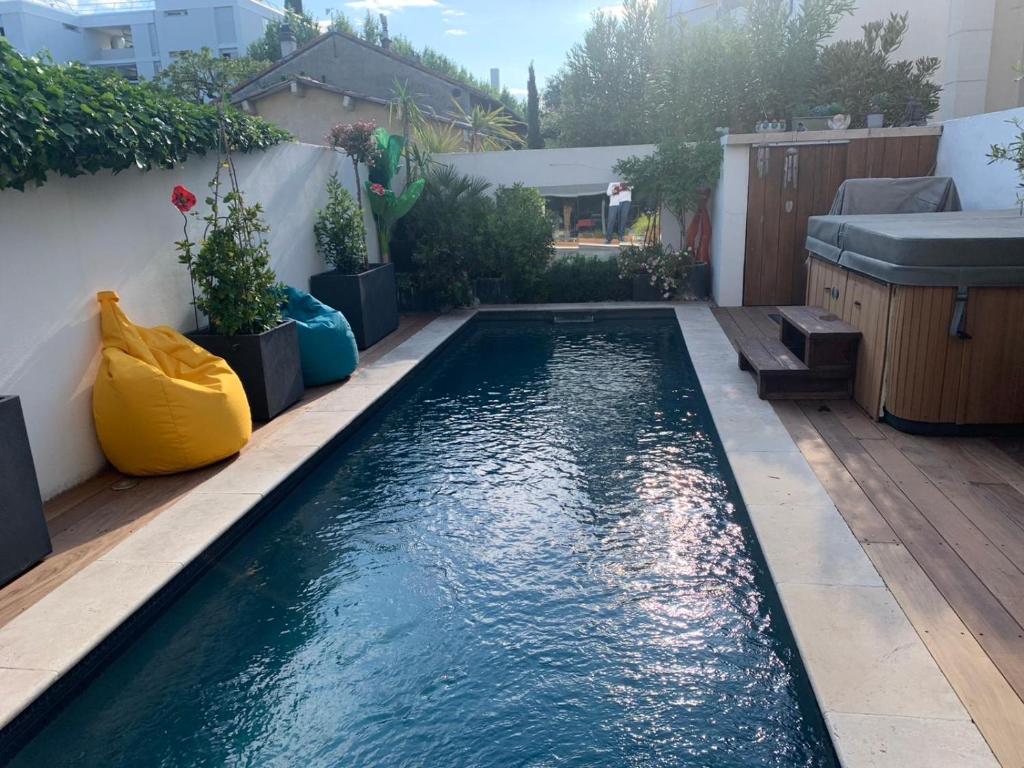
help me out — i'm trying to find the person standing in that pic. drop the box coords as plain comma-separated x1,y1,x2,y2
605,181,632,243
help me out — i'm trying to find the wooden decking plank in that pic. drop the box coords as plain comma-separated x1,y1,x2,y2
826,399,885,440
835,440,1024,701
859,438,1024,627
727,307,765,339
774,402,899,544
960,439,1024,496
710,307,743,351
867,542,1024,768
748,306,781,339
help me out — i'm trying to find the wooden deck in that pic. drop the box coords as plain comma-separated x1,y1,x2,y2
713,306,1024,768
0,313,438,633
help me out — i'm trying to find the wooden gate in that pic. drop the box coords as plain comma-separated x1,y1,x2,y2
742,134,940,306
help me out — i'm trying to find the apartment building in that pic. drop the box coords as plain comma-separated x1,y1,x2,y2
667,0,1024,120
0,0,282,80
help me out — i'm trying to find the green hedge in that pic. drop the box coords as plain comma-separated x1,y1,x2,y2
0,41,289,191
536,255,631,303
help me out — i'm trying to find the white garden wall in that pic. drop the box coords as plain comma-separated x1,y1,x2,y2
0,142,373,500
936,106,1024,210
433,144,688,251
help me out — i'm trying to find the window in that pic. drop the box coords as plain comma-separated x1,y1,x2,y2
0,27,6,38
221,50,235,59
163,10,188,16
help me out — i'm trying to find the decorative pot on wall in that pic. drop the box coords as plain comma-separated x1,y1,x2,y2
310,263,399,350
187,321,304,422
632,274,666,302
0,395,52,587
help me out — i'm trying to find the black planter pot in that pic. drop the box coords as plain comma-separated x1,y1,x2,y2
632,273,667,301
474,277,511,305
187,320,303,422
0,396,52,587
310,263,399,350
681,262,711,299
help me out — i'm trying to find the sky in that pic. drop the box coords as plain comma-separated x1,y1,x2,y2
301,0,628,96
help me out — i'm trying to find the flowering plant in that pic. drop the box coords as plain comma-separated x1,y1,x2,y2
617,243,695,299
327,120,381,209
369,183,386,197
171,184,197,213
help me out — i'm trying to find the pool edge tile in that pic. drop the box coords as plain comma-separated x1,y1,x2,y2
825,712,999,768
675,304,991,768
0,310,477,736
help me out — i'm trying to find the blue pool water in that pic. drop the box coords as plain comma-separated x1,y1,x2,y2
11,317,835,767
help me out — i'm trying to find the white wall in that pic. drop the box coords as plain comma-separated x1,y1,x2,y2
936,106,1024,210
434,144,656,194
709,139,748,307
0,142,373,500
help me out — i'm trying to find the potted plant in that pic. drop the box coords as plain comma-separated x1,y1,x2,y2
174,164,303,422
618,243,695,301
866,95,886,129
0,395,52,586
309,173,400,350
792,103,843,132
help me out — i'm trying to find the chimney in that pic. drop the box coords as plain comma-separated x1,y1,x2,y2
490,68,500,91
279,23,297,57
379,14,390,50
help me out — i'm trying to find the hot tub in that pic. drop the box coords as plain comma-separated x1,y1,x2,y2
805,209,1024,433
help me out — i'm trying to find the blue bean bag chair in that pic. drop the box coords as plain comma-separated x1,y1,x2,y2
282,286,359,386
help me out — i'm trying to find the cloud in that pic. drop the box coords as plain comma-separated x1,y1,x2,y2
444,28,468,35
345,0,441,12
442,8,465,15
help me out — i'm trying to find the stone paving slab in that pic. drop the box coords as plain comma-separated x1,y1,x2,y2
674,304,998,768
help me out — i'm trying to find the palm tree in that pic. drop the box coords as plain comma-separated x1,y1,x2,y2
389,79,426,179
449,100,525,152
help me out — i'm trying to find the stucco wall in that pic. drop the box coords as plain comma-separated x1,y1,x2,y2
0,142,374,500
936,106,1024,210
250,88,394,146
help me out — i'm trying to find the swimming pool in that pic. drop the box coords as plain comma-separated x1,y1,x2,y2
9,316,836,766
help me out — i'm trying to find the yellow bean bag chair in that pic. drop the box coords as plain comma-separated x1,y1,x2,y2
92,291,251,475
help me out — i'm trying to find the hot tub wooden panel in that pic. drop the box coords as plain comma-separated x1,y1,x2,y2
806,256,1024,430
957,288,1024,425
884,286,964,424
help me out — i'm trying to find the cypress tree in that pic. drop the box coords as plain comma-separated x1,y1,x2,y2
527,62,543,149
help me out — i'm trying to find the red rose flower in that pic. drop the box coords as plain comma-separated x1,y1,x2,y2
171,185,197,213
369,183,386,197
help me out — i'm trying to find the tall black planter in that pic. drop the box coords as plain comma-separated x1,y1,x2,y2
0,396,52,586
310,263,399,350
188,320,303,422
632,274,666,301
682,262,711,299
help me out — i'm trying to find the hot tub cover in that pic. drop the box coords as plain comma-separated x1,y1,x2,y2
806,209,1024,286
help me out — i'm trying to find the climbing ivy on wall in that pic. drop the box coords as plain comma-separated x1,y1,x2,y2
0,40,290,191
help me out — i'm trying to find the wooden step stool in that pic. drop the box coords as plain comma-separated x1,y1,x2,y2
736,306,860,400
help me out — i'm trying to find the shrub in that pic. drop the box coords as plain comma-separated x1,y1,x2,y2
539,255,631,303
314,174,368,273
0,40,288,191
988,119,1024,213
814,13,940,127
482,184,555,301
398,164,494,309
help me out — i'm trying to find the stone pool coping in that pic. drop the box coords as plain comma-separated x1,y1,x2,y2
674,305,997,768
0,303,997,766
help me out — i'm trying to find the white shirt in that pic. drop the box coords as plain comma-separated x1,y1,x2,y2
607,182,632,205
